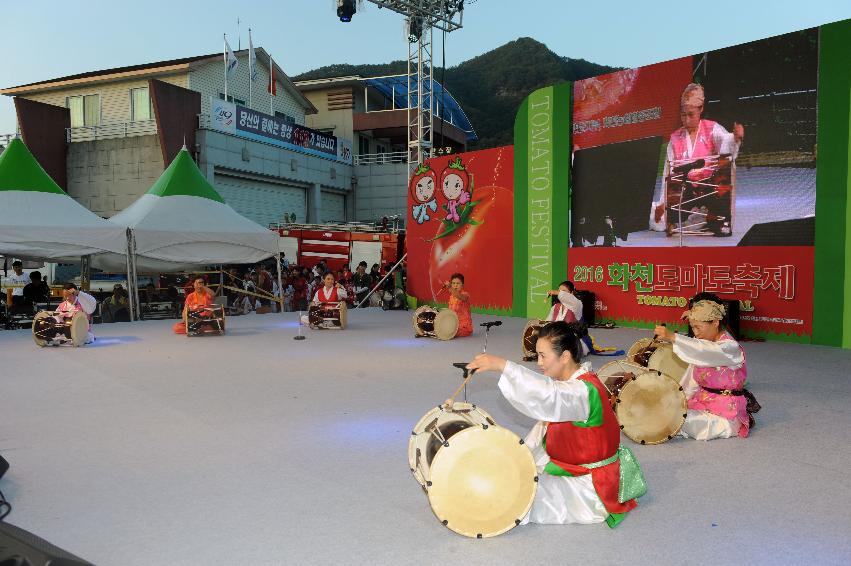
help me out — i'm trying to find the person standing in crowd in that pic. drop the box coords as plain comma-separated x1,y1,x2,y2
7,260,28,305
444,272,472,337
352,262,372,307
465,322,644,527
654,296,759,440
22,271,50,305
257,263,273,306
102,284,130,323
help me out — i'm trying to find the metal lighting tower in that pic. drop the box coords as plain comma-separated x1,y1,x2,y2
366,1,467,169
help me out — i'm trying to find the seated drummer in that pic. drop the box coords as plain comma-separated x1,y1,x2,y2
173,277,215,334
545,280,583,323
466,321,644,527
546,280,591,357
312,272,347,305
653,294,759,440
55,282,98,344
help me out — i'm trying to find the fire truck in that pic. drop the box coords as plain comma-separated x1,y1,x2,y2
270,222,405,272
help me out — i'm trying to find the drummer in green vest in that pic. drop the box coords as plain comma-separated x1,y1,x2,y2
467,321,646,527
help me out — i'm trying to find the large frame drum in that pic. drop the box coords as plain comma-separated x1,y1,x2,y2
412,306,458,340
308,302,347,330
185,305,226,336
32,311,88,347
614,371,687,445
408,403,538,538
597,360,647,398
627,338,688,382
521,320,549,361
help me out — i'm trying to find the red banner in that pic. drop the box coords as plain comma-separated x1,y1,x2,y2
568,246,813,338
572,57,692,149
406,146,514,311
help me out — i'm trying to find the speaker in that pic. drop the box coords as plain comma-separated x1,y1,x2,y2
575,290,596,326
737,217,814,246
0,522,93,566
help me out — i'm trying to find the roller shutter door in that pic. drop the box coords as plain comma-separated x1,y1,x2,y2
214,174,306,226
320,191,346,223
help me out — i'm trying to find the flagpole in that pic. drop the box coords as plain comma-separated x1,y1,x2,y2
223,34,228,101
248,29,253,109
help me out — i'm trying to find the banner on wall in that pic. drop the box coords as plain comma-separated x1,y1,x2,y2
568,246,813,339
209,98,352,164
405,146,514,313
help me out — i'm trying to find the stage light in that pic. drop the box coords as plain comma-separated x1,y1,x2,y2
408,16,423,43
337,0,356,22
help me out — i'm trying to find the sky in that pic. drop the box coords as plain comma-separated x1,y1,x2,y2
1,0,850,134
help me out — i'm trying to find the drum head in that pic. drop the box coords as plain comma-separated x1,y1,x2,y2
70,311,88,347
408,403,495,484
434,310,459,341
412,306,437,336
521,320,545,359
32,311,52,347
616,371,687,445
427,426,537,538
647,343,688,382
627,338,654,365
597,360,646,396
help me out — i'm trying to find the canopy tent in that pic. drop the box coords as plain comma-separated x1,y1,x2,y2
0,138,126,261
93,148,280,274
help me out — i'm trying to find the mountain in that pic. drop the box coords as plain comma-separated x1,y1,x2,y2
293,37,620,149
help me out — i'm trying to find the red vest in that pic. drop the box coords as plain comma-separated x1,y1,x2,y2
545,373,637,514
316,286,340,303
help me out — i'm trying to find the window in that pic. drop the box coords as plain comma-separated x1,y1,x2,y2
66,94,100,128
130,87,152,122
358,135,370,155
274,111,296,124
218,93,246,106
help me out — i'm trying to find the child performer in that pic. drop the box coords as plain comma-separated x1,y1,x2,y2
466,321,645,527
653,297,760,439
443,273,472,337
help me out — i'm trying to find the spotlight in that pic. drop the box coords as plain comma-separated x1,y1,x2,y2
337,0,356,22
408,16,423,43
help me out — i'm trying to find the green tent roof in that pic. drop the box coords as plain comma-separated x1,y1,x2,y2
0,138,65,194
147,148,224,203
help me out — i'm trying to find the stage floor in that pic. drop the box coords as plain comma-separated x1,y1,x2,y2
1,310,850,565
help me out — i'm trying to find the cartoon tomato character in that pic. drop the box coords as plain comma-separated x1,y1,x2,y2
409,163,438,225
440,157,471,223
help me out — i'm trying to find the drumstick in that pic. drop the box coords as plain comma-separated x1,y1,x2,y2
446,365,477,406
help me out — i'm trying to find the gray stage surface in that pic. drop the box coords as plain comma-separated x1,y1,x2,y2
1,309,849,565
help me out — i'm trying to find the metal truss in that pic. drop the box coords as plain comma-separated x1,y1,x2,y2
367,0,465,32
365,0,467,170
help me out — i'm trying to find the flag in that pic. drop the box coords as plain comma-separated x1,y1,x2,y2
268,55,277,96
224,36,238,79
248,30,258,82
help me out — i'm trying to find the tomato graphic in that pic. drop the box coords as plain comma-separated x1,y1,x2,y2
428,184,514,309
405,146,514,311
409,163,437,204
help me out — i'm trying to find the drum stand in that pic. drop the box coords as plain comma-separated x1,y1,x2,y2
294,311,306,340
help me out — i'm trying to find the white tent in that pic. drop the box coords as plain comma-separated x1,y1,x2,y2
93,149,279,274
0,139,126,261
